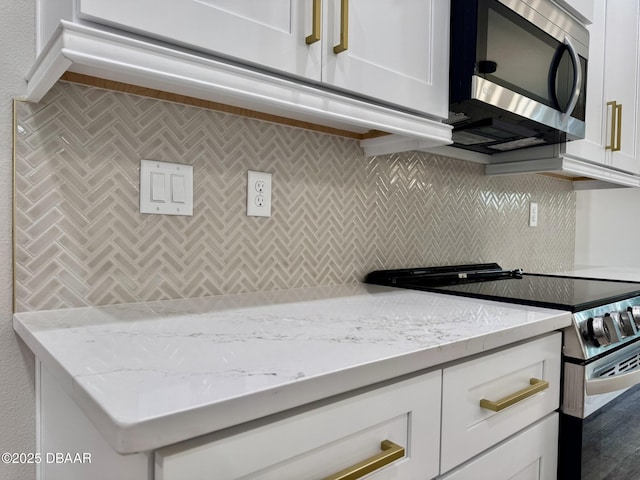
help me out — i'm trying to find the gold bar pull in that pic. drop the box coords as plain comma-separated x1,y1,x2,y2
606,101,617,150
323,440,405,480
479,378,549,412
333,0,349,53
614,103,622,152
305,0,321,45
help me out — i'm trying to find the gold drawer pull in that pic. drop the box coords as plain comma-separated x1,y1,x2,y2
305,0,321,44
333,0,349,53
479,378,549,412
323,439,405,480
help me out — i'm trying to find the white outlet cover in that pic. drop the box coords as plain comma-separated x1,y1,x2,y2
140,160,193,216
247,171,272,217
529,202,538,227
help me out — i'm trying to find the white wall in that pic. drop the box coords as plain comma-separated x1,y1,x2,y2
575,187,640,267
0,2,36,480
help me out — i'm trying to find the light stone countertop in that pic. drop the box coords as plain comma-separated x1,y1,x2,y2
13,283,571,454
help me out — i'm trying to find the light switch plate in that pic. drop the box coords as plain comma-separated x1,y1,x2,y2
140,160,193,216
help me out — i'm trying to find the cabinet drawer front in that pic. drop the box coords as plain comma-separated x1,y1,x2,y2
155,371,441,480
441,333,561,473
439,413,559,480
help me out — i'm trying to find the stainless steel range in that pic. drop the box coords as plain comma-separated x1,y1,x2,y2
366,263,640,480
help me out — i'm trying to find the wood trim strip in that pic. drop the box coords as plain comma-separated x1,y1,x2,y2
12,99,17,313
538,172,588,182
570,177,598,182
60,72,385,140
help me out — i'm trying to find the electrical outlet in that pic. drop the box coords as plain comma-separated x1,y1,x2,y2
529,202,538,227
247,171,272,217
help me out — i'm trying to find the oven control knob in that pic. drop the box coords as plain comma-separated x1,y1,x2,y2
618,311,636,337
587,316,611,347
628,306,640,329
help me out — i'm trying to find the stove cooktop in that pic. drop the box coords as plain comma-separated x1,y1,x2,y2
366,264,640,312
367,263,640,362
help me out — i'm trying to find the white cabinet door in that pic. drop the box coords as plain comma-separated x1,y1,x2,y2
323,0,449,116
79,0,449,118
566,0,640,175
78,0,322,80
438,413,559,480
602,0,640,174
564,0,606,164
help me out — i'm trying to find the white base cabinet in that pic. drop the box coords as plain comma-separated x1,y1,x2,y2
37,333,561,480
441,333,561,472
37,363,442,480
38,363,150,480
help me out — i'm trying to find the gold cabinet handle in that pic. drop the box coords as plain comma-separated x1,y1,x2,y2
606,101,623,152
479,378,549,412
305,0,321,44
606,101,616,150
323,440,405,480
333,0,349,53
615,103,622,152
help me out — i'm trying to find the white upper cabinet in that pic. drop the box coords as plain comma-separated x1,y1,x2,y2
31,0,452,150
77,0,448,116
477,0,640,188
602,0,640,174
554,0,594,23
565,0,640,175
322,0,449,117
78,0,323,81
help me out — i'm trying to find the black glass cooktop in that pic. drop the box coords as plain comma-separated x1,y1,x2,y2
366,264,640,312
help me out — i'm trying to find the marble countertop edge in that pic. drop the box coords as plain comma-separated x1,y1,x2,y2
13,284,573,454
15,308,571,454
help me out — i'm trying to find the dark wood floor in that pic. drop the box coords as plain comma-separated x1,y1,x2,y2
580,383,640,479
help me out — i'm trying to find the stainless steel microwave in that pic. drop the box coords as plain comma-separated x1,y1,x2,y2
449,0,588,154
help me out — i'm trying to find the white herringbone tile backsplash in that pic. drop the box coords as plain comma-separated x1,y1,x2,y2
14,82,575,311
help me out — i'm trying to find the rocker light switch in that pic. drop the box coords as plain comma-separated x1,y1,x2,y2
171,174,186,203
140,160,193,216
151,172,166,202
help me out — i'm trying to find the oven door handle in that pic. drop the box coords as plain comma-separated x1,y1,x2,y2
586,368,640,395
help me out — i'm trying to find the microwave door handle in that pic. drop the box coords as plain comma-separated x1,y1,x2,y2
563,36,582,118
585,368,640,395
